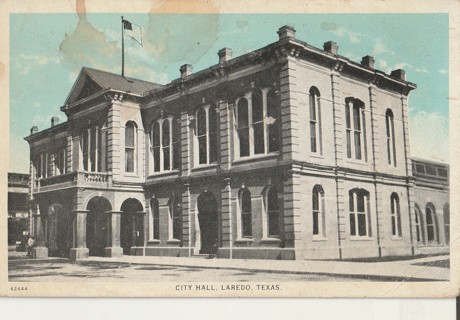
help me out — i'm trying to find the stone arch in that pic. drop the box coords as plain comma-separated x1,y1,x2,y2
120,198,144,255
86,196,112,257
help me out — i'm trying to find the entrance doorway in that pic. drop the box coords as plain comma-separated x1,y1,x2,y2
120,199,144,255
86,197,111,256
47,204,70,257
197,191,218,254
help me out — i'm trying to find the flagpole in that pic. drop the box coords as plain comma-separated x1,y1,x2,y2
121,16,124,77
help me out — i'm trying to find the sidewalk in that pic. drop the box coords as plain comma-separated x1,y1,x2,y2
83,253,449,281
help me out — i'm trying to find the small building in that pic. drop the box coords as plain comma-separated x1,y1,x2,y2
24,26,449,261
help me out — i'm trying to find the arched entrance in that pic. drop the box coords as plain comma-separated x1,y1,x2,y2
47,204,70,257
120,198,144,255
197,191,218,254
86,197,111,257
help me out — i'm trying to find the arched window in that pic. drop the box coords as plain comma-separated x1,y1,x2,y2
386,109,397,166
169,196,182,240
150,198,160,240
151,117,180,173
349,188,371,237
239,188,252,238
390,193,401,237
345,98,366,160
309,87,321,154
266,187,280,237
414,205,423,243
196,105,218,165
312,185,325,238
125,122,136,172
444,203,450,244
236,88,280,158
425,204,438,243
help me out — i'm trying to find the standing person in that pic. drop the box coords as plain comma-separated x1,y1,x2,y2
27,236,35,258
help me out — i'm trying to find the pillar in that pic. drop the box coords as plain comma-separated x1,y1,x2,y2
104,211,123,257
32,204,48,258
69,209,89,262
182,183,192,256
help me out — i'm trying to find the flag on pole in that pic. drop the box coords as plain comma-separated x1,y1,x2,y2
123,20,132,31
122,19,142,47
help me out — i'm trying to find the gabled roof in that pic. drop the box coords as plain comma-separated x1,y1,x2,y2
64,67,163,106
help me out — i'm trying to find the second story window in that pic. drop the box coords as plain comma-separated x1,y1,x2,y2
196,105,218,165
151,117,180,173
125,122,136,173
35,153,49,179
81,124,107,172
309,87,321,154
345,98,366,161
386,109,397,166
235,88,280,159
55,148,66,175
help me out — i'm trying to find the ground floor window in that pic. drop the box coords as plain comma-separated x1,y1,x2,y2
349,188,371,237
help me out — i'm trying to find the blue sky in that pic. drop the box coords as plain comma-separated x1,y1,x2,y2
9,13,449,173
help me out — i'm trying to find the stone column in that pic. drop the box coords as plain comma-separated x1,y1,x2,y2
182,183,192,256
220,177,232,259
32,204,48,258
69,209,89,262
104,210,123,257
436,213,447,246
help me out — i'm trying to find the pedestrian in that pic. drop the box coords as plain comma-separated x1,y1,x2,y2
27,236,35,258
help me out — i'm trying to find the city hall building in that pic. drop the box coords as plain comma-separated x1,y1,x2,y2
24,26,450,261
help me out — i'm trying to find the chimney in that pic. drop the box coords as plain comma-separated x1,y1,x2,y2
180,64,193,79
361,55,375,69
390,69,406,81
218,48,232,63
51,116,60,127
323,41,338,55
277,25,296,40
30,126,38,135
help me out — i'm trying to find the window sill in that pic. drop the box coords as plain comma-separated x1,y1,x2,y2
147,240,160,244
310,154,324,160
349,236,373,241
147,170,179,179
167,239,181,244
235,238,254,243
233,153,279,165
345,158,368,165
192,163,220,172
123,173,140,177
260,237,281,243
312,236,327,242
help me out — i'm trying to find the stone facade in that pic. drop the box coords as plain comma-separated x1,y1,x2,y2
24,26,449,261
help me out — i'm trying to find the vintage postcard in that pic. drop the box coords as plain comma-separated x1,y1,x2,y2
1,0,459,297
